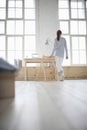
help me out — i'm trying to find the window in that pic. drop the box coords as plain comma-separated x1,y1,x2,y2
59,0,69,8
0,36,6,59
71,9,85,19
70,21,78,34
25,9,35,19
0,0,36,64
7,21,15,35
7,20,23,35
24,36,36,58
58,0,87,65
8,0,23,19
59,9,69,20
0,0,6,7
25,0,35,8
0,0,6,19
0,9,6,19
0,0,6,59
59,21,69,34
25,21,35,34
24,36,36,51
0,21,5,34
0,36,6,50
71,0,85,19
24,0,36,59
7,37,23,64
72,36,86,64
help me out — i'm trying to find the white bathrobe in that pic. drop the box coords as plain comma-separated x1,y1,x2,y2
51,37,68,73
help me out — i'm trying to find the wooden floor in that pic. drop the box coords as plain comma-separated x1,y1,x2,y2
0,80,87,130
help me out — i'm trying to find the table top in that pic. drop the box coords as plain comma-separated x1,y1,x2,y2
23,57,55,63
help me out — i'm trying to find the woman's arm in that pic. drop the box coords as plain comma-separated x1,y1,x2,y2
64,39,68,59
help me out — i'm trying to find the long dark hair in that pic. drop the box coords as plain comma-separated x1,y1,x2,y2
57,30,62,41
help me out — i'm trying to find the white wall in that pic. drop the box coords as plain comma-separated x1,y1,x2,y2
36,0,58,57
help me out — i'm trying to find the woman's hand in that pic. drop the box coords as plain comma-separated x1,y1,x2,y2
66,56,68,59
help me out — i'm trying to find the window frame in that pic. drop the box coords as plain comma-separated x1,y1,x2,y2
58,0,87,66
0,0,36,63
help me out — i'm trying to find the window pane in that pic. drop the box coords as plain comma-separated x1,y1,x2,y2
16,21,23,35
79,21,86,35
24,36,36,51
0,36,5,50
7,37,23,51
8,8,15,18
71,9,85,19
86,1,87,8
15,37,22,51
7,21,15,35
8,1,15,8
8,0,22,8
71,0,78,8
79,37,86,50
72,51,79,64
59,9,69,19
0,0,6,7
25,21,35,34
0,9,6,19
25,9,35,19
78,1,84,8
78,9,85,19
7,37,15,50
16,1,22,8
79,51,86,64
7,21,23,35
16,9,22,18
7,51,15,65
71,9,78,19
59,0,69,8
0,22,5,34
15,51,22,59
60,21,69,34
70,21,78,34
62,35,70,49
8,8,22,18
72,37,78,50
0,51,5,59
25,0,35,8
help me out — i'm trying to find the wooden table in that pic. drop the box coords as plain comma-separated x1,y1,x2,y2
23,57,57,81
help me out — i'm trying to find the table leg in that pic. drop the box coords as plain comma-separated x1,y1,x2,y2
35,63,41,80
53,62,58,80
25,62,27,80
41,62,46,81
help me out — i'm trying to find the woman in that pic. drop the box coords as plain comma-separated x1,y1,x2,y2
50,30,68,81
